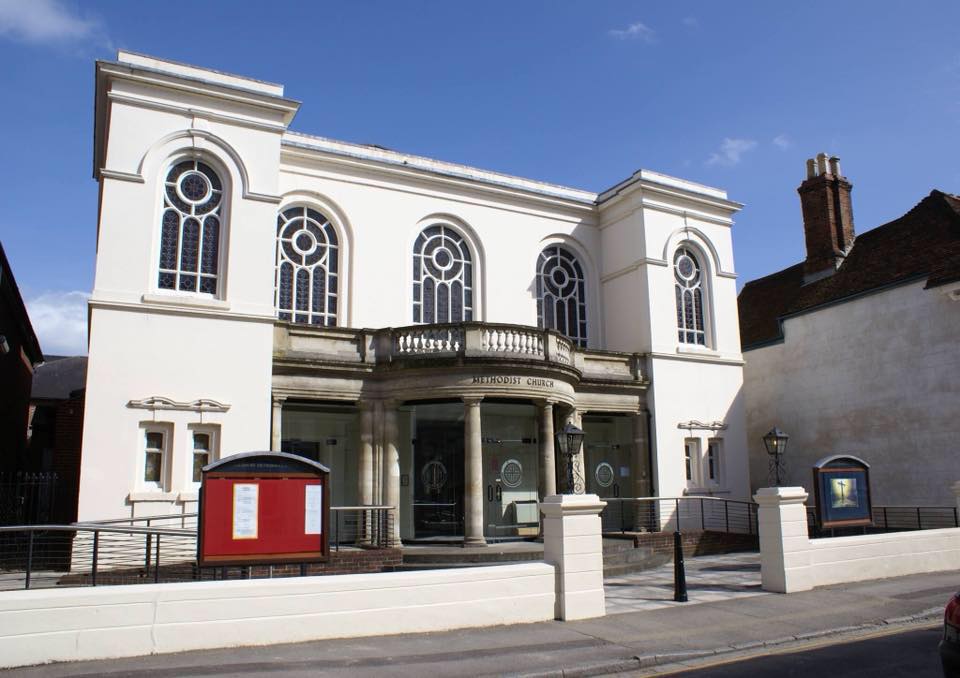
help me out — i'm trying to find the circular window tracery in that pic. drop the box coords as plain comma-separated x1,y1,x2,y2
413,224,473,323
674,247,706,346
536,245,587,348
501,459,523,488
421,460,448,493
158,159,223,294
595,462,615,488
276,206,339,326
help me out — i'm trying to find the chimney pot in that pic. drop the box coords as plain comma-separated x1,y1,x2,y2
829,156,841,177
816,152,829,176
806,158,816,179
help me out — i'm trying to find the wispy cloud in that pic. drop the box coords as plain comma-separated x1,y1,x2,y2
772,134,793,150
682,16,699,30
608,21,656,43
26,290,89,356
706,137,758,167
0,0,103,45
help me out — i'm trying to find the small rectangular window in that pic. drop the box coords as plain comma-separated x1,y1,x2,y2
189,426,219,486
707,439,723,486
192,432,210,483
684,438,701,487
142,427,169,489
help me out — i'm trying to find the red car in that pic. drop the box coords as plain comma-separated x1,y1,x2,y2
943,592,960,677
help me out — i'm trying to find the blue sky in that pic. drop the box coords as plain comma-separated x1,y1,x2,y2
1,1,958,354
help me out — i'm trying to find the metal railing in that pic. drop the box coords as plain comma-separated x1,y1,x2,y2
0,505,396,591
806,504,960,537
600,496,759,536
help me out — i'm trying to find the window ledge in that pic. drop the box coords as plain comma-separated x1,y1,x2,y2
676,345,720,357
127,491,178,502
141,293,230,312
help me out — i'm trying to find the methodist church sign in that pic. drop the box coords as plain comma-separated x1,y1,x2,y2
812,455,873,529
198,451,329,567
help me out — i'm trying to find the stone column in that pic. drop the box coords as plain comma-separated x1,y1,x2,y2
754,486,812,593
538,400,556,499
384,401,401,545
358,400,375,544
270,395,286,452
463,396,486,547
542,493,607,620
358,401,374,505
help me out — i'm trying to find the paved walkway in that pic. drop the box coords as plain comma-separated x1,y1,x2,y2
4,557,953,677
604,551,765,614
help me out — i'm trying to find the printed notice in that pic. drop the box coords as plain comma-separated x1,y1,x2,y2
232,483,259,540
305,485,323,535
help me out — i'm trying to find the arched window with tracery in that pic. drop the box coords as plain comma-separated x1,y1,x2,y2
536,245,587,347
412,225,473,323
158,160,223,294
275,206,339,325
674,246,706,345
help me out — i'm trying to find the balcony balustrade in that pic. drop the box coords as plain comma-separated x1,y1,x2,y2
274,321,644,383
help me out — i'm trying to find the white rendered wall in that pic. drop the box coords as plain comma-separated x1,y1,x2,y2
744,280,960,505
756,486,960,593
0,563,556,669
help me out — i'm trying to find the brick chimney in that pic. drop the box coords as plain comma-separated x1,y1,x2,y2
798,152,855,281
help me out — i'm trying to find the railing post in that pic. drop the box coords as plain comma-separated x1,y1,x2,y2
335,511,340,552
91,531,99,587
154,534,161,583
916,507,922,530
955,507,958,528
700,498,705,531
145,533,152,572
25,530,34,590
883,506,888,529
724,501,730,533
675,498,680,532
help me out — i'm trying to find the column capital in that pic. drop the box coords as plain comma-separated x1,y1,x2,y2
534,398,557,409
358,398,376,412
271,393,288,405
462,395,484,406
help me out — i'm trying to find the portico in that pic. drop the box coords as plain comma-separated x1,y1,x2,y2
270,321,649,545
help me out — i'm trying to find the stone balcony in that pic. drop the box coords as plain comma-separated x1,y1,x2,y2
273,321,646,385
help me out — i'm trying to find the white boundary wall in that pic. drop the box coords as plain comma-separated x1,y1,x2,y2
0,563,555,669
756,486,960,593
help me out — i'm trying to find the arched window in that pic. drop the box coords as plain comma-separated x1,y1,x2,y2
536,245,587,347
412,225,473,323
275,206,339,325
158,160,223,294
674,247,706,345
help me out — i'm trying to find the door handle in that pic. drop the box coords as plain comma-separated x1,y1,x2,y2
495,485,502,502
614,483,620,498
487,485,493,502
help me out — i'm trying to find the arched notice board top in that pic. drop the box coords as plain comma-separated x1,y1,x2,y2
812,454,870,470
203,451,330,476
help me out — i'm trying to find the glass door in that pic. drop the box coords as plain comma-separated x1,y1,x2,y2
413,420,463,539
481,403,539,541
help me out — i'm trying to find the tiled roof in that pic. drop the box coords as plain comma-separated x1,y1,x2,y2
738,190,960,350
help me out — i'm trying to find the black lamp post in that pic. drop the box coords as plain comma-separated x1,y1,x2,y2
762,427,790,486
555,422,585,494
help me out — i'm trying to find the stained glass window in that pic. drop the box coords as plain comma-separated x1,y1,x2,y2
674,247,706,345
275,206,339,326
536,245,587,347
412,225,473,323
157,160,223,294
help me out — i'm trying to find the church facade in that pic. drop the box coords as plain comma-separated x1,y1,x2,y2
79,52,749,543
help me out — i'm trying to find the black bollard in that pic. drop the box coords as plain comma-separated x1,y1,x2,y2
673,530,688,602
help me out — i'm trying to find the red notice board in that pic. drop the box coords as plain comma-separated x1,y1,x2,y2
198,452,329,567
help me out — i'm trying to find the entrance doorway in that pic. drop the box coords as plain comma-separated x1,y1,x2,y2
413,410,464,540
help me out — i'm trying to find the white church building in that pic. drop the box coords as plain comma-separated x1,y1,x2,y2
78,51,750,544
